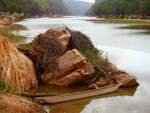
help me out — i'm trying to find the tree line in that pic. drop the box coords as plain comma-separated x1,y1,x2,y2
89,0,150,18
0,0,68,16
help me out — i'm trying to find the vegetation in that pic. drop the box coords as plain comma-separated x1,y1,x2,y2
92,18,150,24
0,0,68,16
0,24,27,44
90,0,150,18
0,81,7,92
0,81,21,95
69,31,109,76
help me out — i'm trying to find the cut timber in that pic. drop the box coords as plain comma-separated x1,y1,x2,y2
36,84,121,104
42,49,94,86
114,73,138,87
0,36,38,91
89,72,138,89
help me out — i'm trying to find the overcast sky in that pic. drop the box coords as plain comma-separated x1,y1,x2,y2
75,0,95,3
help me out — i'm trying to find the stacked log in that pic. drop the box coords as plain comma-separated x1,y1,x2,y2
0,35,38,91
114,73,138,87
29,28,95,86
42,49,94,86
89,71,138,89
19,27,138,88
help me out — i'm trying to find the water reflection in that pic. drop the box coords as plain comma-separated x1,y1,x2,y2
42,85,138,113
81,45,150,113
81,95,150,113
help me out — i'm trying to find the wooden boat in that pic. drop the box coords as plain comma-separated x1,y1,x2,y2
35,84,121,104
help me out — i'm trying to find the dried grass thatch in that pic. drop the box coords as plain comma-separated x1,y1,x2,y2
0,35,38,91
32,35,65,76
0,93,46,113
31,27,72,76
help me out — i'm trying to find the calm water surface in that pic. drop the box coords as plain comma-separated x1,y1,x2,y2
15,16,150,113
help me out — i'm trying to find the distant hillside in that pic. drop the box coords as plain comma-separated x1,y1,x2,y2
63,0,93,15
0,0,68,16
89,0,150,18
95,0,106,3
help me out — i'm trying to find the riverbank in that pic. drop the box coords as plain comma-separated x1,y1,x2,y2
89,18,150,25
0,14,24,27
0,14,64,44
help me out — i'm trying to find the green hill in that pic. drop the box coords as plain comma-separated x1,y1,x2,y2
89,0,150,18
0,0,68,16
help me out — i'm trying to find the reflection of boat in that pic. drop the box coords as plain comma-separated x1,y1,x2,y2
35,84,121,104
115,85,138,97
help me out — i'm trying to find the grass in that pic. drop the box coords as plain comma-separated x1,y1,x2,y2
0,24,27,44
0,81,7,92
118,25,150,30
69,31,109,77
91,18,150,25
0,81,21,95
89,18,150,35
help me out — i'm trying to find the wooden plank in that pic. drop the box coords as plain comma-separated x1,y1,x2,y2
36,84,121,104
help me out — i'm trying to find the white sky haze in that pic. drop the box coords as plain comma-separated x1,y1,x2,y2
75,0,95,3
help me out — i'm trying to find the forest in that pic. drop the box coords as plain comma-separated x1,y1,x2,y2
89,0,150,18
0,0,68,16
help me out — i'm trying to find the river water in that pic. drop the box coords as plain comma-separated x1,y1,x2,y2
15,16,150,113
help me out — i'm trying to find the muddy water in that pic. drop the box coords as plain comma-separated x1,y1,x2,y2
15,16,150,113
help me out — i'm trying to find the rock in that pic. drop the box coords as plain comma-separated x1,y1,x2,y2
0,93,46,113
114,73,138,87
42,49,94,86
0,35,38,91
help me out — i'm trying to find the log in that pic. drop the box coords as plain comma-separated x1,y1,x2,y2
42,49,94,86
114,73,138,87
88,73,138,89
36,84,121,104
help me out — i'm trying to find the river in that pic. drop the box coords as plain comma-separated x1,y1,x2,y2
15,16,150,113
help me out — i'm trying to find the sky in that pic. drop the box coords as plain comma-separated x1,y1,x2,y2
75,0,95,3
